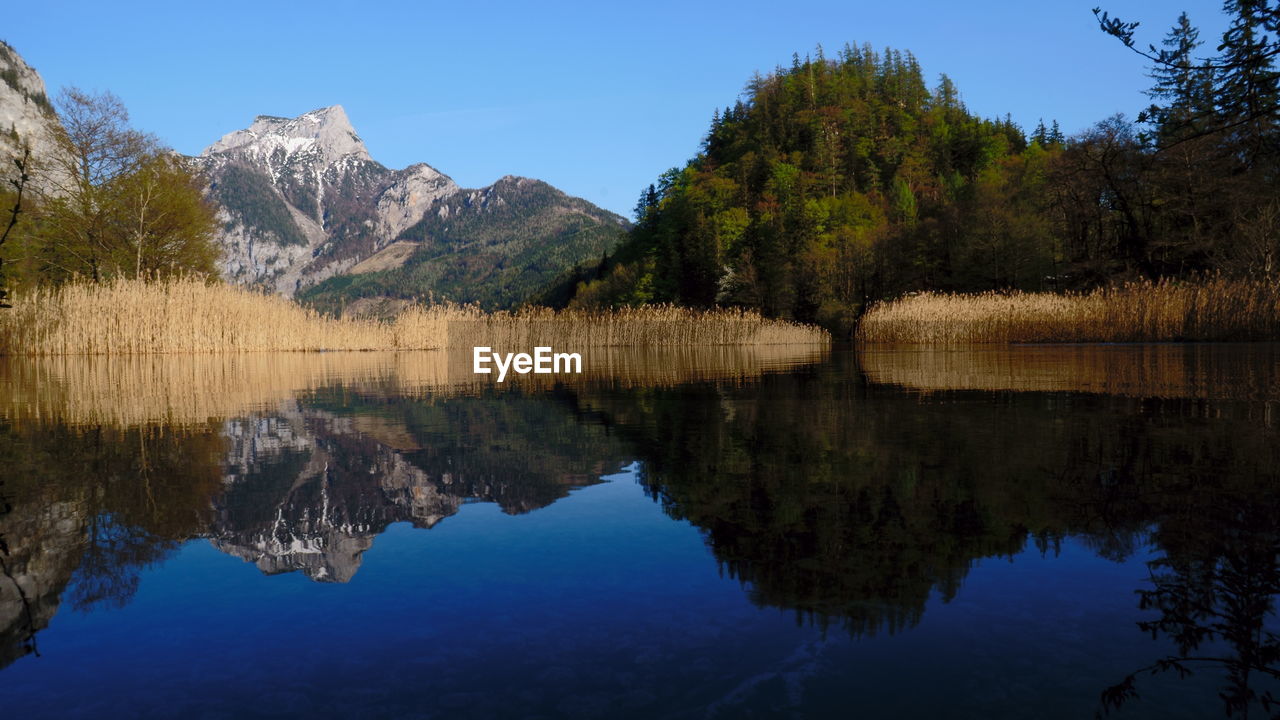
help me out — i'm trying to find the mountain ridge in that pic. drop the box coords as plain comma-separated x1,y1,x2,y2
195,103,627,304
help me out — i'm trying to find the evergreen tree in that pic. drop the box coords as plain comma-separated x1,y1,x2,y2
1096,2,1279,154
1048,120,1064,146
562,13,1280,329
1032,119,1049,146
1144,13,1217,144
1215,0,1280,164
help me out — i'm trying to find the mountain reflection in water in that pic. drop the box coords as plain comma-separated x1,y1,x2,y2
1,345,1278,718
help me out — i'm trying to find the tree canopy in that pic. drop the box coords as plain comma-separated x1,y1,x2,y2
0,88,219,289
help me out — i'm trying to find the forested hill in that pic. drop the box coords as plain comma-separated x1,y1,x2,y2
550,44,1062,333
550,18,1280,335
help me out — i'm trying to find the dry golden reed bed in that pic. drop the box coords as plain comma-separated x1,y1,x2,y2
857,277,1280,344
0,278,827,355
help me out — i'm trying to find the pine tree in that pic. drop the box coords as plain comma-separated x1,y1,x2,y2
935,74,961,112
1096,1,1279,155
633,183,658,224
1032,119,1049,146
1048,120,1064,146
1215,0,1280,163
1145,12,1216,144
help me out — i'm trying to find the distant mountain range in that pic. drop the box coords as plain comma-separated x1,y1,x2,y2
1,41,628,310
196,105,629,310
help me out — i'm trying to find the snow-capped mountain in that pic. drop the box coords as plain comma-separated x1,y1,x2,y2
204,105,373,165
196,105,456,295
197,105,626,304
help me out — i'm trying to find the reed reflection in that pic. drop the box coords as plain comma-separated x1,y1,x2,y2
858,343,1280,404
0,345,828,428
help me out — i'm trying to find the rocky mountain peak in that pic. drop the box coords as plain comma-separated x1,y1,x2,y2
201,104,372,165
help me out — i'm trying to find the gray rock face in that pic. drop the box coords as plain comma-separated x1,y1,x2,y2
204,105,372,164
0,494,88,670
196,105,443,295
376,162,458,241
0,41,62,189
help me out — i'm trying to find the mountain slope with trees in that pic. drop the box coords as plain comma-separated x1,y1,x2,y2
299,175,627,312
552,44,1064,334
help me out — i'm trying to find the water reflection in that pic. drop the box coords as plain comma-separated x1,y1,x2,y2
1100,480,1280,717
0,346,822,672
210,396,631,582
859,343,1280,404
0,346,828,427
0,422,223,668
1,345,1278,717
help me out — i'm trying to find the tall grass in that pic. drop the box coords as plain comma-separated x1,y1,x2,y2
0,277,828,355
857,276,1280,344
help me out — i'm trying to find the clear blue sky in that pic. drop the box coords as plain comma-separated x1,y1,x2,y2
6,0,1230,217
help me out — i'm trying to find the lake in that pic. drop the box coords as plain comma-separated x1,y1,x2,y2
1,345,1278,719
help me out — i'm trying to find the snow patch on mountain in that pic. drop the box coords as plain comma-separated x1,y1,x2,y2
203,105,371,166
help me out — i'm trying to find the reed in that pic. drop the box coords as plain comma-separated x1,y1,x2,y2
857,276,1280,344
0,277,828,355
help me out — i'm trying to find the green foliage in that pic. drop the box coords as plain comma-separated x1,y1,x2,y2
575,44,1060,328
1082,3,1280,278
1,89,221,285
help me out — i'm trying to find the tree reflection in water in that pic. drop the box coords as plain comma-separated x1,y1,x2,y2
577,357,1280,715
1100,485,1280,719
0,422,224,668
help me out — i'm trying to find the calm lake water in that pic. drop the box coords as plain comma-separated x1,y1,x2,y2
2,345,1279,719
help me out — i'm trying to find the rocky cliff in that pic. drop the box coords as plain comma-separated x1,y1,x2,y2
0,40,61,186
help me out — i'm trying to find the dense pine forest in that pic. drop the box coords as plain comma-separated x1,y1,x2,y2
549,4,1280,336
